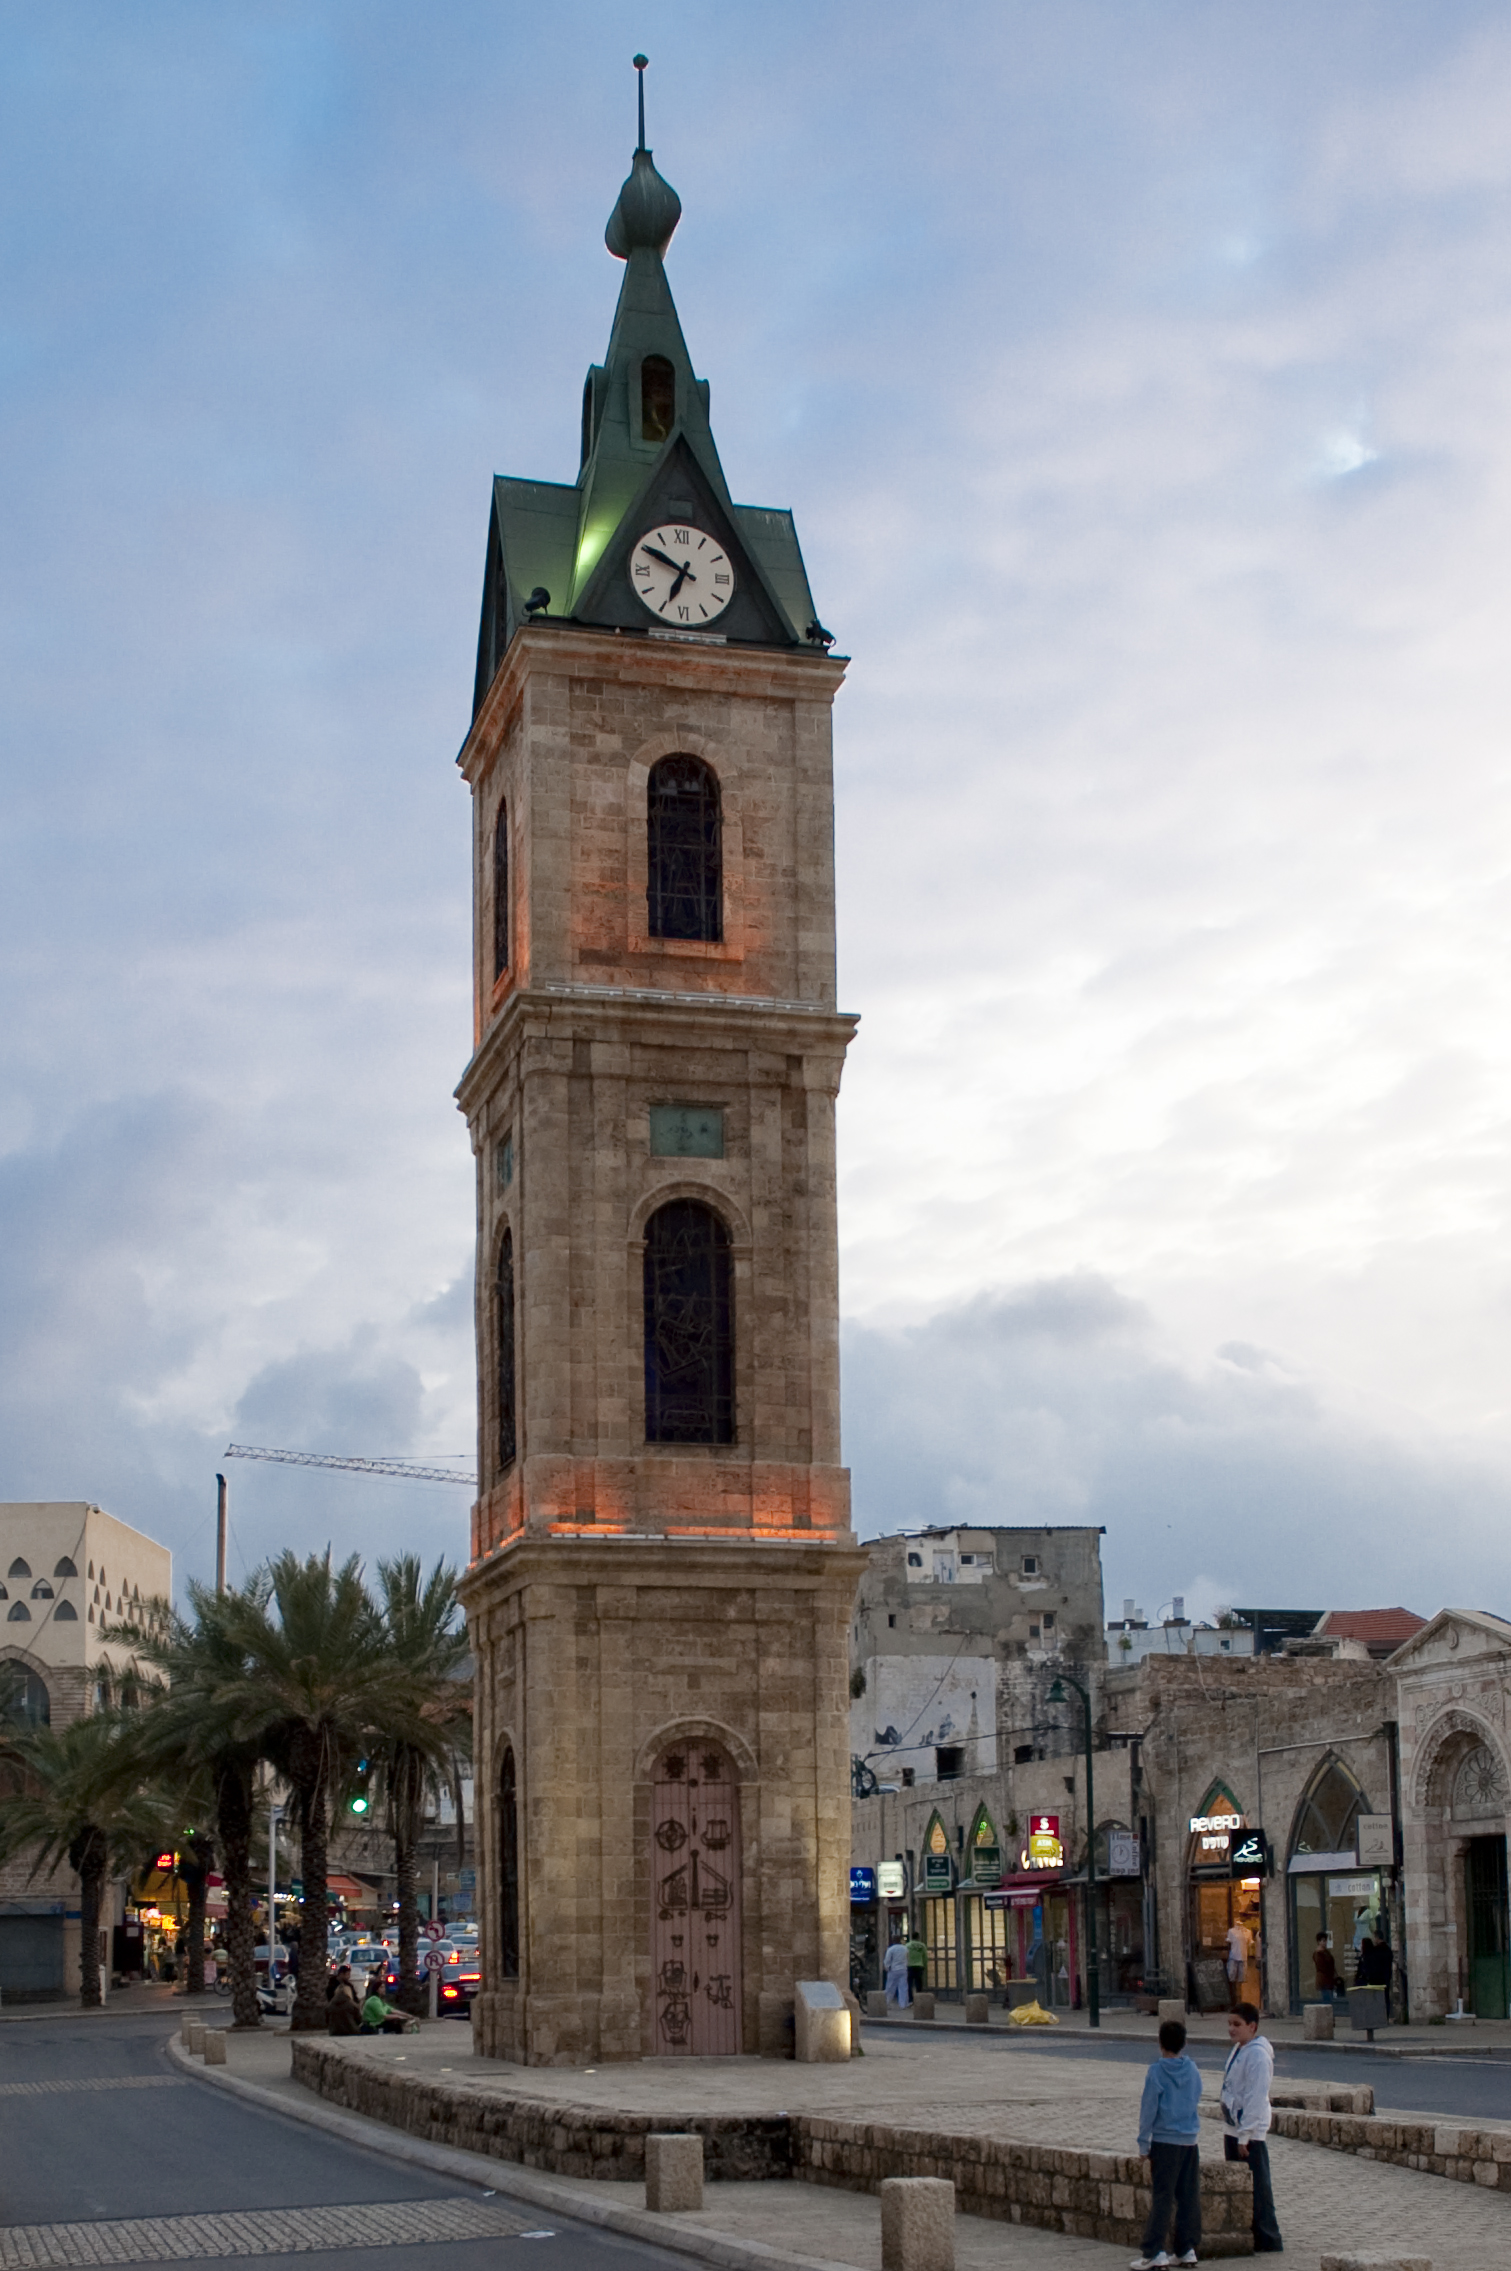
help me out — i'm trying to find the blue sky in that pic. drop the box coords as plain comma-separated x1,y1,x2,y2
4,3,1511,1619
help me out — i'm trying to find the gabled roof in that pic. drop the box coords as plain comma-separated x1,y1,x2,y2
1315,1607,1426,1653
1386,1606,1511,1668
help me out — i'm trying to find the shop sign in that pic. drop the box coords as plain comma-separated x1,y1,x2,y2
877,1861,907,1900
1230,1829,1270,1879
970,1845,1002,1887
984,1889,1044,1910
850,1866,876,1904
1327,1874,1376,1899
922,1853,954,1894
1021,1814,1062,1870
1107,1830,1141,1877
1355,1816,1393,1866
1189,1811,1242,1856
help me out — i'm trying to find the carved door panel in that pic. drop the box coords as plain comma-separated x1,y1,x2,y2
651,1740,742,2054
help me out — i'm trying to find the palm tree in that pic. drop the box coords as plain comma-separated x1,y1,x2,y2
0,1712,175,2008
218,1551,414,2034
372,1554,471,2014
110,1583,269,2029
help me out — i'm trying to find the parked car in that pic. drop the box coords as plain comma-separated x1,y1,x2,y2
437,1952,480,2018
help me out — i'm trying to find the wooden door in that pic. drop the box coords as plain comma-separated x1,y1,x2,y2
651,1740,742,2054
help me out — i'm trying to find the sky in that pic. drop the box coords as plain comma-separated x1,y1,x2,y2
4,2,1511,1623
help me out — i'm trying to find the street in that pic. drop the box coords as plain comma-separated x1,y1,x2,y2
0,2007,683,2271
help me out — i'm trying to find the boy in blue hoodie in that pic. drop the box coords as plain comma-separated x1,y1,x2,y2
1131,2017,1203,2268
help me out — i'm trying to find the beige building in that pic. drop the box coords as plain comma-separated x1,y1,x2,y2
456,123,865,2062
0,1502,172,2001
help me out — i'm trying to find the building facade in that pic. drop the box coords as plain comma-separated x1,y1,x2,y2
0,1502,172,2002
456,105,866,2065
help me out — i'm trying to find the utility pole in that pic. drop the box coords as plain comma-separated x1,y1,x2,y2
215,1474,227,1593
1049,1670,1099,2029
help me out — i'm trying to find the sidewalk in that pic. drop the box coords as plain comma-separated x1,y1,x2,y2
865,2002,1511,2057
0,1982,184,2025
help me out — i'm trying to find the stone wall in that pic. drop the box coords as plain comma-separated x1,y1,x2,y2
1265,2106,1511,2193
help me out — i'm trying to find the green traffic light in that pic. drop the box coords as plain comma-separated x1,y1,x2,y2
349,1795,369,1814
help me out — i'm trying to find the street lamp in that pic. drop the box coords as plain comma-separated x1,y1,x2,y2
1046,1671,1099,2031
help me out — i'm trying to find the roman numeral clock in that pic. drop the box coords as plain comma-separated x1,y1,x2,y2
630,525,736,625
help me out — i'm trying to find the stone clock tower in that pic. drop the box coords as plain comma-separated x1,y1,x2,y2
456,77,865,2066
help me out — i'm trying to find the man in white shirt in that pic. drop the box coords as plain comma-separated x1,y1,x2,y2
1224,1918,1252,2000
881,1933,911,2010
1222,2002,1282,2253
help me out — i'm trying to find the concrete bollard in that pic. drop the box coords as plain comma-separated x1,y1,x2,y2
1157,1998,1186,2024
1303,2003,1336,2041
963,1993,989,2026
912,1992,936,2022
866,1990,889,2019
794,1981,851,2062
644,2134,703,2213
185,2021,206,2055
202,2031,227,2065
179,2014,197,2045
881,2176,955,2271
1319,2258,1432,2271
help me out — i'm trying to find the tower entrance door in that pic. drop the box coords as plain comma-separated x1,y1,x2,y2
1467,1834,1510,2019
651,1740,742,2054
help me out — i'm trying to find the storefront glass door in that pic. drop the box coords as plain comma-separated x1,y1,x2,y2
922,1895,957,1993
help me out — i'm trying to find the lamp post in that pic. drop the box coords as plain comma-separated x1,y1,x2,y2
1047,1671,1099,2030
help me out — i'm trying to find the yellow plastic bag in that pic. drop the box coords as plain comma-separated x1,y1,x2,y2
1007,1998,1059,2027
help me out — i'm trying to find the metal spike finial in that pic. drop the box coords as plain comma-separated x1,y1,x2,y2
633,54,648,151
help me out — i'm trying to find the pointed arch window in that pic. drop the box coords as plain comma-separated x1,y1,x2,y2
492,800,510,983
496,1227,517,1473
1291,1758,1369,1857
647,756,721,943
643,1199,733,1443
499,1746,520,1980
7,1559,30,1581
53,1558,77,1579
968,1804,1002,1886
0,1665,49,1726
30,1581,53,1601
7,1602,31,1622
641,354,675,444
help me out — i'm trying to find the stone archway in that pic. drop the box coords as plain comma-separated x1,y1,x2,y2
1410,1711,1511,2016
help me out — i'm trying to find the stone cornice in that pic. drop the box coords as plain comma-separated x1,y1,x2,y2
458,1528,869,1608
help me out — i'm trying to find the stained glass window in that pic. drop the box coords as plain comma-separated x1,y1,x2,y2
499,1747,520,1980
643,1199,733,1443
647,756,721,943
493,800,509,982
497,1227,516,1471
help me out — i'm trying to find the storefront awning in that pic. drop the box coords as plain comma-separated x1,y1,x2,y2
325,1874,376,1901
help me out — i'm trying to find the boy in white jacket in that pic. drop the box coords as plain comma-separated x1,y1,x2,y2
1221,2002,1283,2252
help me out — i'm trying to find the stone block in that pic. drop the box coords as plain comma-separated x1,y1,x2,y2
179,2015,197,2045
866,1990,889,2019
794,1980,851,2063
202,2031,227,2065
1158,1998,1186,2023
1318,2259,1432,2271
1304,2002,1335,2040
185,2022,206,2055
644,2133,703,2213
1348,1987,1388,2034
963,1993,989,2026
880,2176,955,2271
913,1992,936,2022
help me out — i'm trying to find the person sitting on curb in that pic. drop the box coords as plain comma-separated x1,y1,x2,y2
1131,2016,1202,2270
325,1965,361,2036
1222,2000,1283,2254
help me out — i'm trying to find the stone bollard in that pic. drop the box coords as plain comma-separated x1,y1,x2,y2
1304,2003,1336,2041
912,1992,936,2022
202,2031,227,2065
881,2176,955,2271
794,1981,851,2063
1319,2258,1432,2271
1157,1998,1186,2024
963,1993,989,2026
644,2134,703,2214
185,2021,206,2055
179,2014,197,2045
866,1990,889,2019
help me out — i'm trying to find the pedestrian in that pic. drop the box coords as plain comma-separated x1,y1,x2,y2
881,1934,911,2010
905,1928,927,2002
1311,1933,1337,2003
326,1968,361,2036
1222,2000,1282,2254
1131,2015,1202,2269
1224,1915,1253,2004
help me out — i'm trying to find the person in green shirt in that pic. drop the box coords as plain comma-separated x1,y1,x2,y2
360,1990,391,2034
906,1933,928,2000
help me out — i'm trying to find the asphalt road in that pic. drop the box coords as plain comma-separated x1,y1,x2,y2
0,2008,683,2271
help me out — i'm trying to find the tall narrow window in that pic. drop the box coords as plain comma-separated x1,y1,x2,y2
497,1227,516,1471
643,1199,733,1443
641,354,675,443
499,1746,520,1979
493,800,509,982
647,756,721,942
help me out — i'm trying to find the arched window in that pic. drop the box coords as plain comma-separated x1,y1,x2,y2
53,1558,77,1579
647,756,721,943
7,1559,30,1580
643,1199,733,1443
496,1227,517,1472
7,1602,30,1623
30,1581,53,1600
499,1746,520,1980
968,1804,1002,1885
54,1601,78,1622
1291,1758,1369,1856
492,800,509,983
0,1664,49,1726
641,354,675,444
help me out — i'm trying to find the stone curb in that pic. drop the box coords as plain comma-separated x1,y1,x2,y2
858,2019,1511,2061
163,2038,854,2271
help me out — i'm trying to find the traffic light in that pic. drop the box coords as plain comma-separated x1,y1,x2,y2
348,1759,371,1816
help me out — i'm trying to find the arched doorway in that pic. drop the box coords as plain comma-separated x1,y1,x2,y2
650,1739,742,2054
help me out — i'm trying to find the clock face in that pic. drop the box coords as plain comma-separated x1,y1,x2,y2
630,523,736,626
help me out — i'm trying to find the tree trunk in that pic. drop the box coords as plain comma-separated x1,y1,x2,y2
219,1768,261,2030
393,1751,424,2016
77,1830,106,2009
290,1752,331,2034
180,1835,211,2000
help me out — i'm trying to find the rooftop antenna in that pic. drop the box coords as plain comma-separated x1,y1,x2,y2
633,53,648,152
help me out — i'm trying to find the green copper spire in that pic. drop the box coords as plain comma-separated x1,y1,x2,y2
606,57,681,259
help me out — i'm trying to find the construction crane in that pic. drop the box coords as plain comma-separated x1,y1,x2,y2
222,1444,477,1487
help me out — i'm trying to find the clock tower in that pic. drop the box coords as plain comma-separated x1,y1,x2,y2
456,68,864,2066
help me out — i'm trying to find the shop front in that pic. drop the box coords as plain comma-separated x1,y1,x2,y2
1185,1791,1262,2010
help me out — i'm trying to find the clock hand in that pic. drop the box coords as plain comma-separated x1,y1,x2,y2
640,545,684,573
